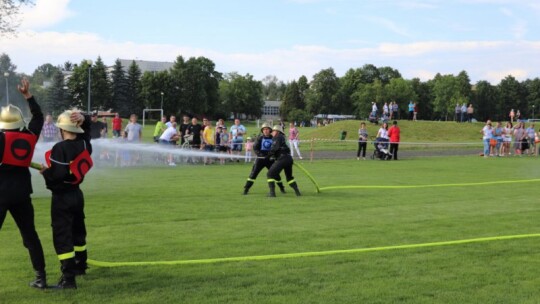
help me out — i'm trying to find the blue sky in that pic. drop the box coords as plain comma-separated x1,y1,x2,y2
2,0,540,83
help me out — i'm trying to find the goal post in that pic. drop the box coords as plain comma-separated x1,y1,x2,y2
142,109,164,128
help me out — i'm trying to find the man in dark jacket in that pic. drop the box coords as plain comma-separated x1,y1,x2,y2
243,123,285,195
266,125,301,197
0,78,47,289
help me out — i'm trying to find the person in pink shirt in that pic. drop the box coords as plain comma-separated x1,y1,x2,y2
288,122,303,159
387,120,401,160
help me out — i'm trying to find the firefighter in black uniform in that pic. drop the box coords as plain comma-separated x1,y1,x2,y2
0,78,47,289
40,109,93,289
243,123,285,195
266,125,301,197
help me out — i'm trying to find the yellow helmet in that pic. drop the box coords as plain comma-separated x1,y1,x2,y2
0,104,25,130
272,125,284,134
260,123,271,132
56,110,84,133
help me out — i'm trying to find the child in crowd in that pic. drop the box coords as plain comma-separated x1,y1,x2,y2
245,137,253,163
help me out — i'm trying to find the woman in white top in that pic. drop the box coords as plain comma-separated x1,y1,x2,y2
501,122,513,156
376,122,389,139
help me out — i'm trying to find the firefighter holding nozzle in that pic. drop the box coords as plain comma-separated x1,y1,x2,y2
0,78,47,289
266,125,301,197
243,123,286,195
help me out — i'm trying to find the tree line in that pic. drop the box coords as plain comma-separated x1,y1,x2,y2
1,53,539,123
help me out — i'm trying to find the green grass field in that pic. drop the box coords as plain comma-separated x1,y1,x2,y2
1,155,539,303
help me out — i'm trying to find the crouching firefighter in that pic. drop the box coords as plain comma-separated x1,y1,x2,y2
0,78,47,289
266,125,301,197
40,110,93,289
243,123,285,195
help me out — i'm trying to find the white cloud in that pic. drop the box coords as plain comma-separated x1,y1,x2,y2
2,30,540,84
366,16,413,38
20,0,74,30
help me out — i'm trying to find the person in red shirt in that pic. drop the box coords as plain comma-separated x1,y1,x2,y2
112,113,122,138
387,120,401,160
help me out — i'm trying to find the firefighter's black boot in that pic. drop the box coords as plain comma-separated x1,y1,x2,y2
277,181,286,194
52,259,77,289
243,180,254,195
29,270,47,289
267,181,276,197
290,182,302,196
74,250,88,276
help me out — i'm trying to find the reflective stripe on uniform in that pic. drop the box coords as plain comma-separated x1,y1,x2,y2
288,179,296,185
267,179,276,183
58,251,75,260
74,245,86,252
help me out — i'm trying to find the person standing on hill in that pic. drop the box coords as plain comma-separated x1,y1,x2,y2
408,101,414,120
387,121,401,160
0,78,47,289
391,101,399,120
454,103,461,122
467,104,474,122
460,103,467,122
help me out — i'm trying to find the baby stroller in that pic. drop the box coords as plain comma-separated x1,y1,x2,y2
371,137,393,160
368,113,378,125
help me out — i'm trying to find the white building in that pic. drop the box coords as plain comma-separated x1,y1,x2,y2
117,59,174,73
261,100,281,121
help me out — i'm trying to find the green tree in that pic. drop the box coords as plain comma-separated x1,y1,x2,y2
31,63,59,86
351,80,385,119
140,70,170,117
410,78,433,120
385,78,417,116
297,75,309,102
125,60,143,116
91,56,111,110
305,68,340,115
262,75,285,101
44,70,70,116
169,56,221,116
377,66,402,85
336,68,363,115
474,80,498,121
219,72,263,119
431,74,467,121
498,75,526,121
523,78,540,119
110,59,129,114
66,60,92,110
456,70,472,101
359,64,380,84
280,80,304,120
